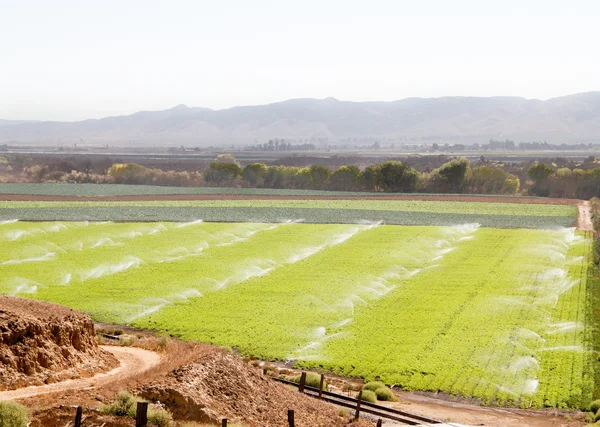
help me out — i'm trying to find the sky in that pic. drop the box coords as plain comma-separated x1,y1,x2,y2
0,0,599,121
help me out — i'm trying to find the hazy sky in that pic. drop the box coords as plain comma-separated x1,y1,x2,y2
1,0,599,121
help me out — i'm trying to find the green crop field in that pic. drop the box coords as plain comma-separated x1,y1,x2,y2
0,219,597,408
0,199,577,228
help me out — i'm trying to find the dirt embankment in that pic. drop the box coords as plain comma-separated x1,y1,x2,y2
140,350,371,427
0,296,118,390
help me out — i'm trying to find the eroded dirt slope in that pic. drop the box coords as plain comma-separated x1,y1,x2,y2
0,296,118,390
140,349,371,426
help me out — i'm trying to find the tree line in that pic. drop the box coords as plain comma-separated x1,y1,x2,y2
4,152,600,198
108,156,523,195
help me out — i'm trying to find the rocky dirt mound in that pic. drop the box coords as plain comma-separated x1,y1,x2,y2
140,350,371,426
0,296,118,390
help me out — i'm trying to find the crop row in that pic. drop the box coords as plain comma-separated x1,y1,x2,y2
0,206,575,229
0,199,576,217
0,182,550,198
0,220,595,408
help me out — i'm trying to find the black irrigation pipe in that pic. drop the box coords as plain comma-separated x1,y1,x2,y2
272,377,442,425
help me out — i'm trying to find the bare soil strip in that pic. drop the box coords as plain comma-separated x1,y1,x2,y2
577,201,594,232
0,346,160,401
0,193,582,204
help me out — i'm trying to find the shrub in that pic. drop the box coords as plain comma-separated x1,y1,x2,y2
363,381,386,392
591,400,600,413
291,372,327,389
374,386,398,402
100,391,138,417
0,401,29,427
148,405,173,427
356,390,377,403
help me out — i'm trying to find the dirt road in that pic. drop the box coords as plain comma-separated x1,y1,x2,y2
577,200,594,232
0,346,160,401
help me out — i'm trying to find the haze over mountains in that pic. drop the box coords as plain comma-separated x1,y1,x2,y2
1,92,600,147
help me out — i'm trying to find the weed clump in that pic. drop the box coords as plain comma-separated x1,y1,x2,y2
101,391,173,426
362,381,386,392
356,390,377,403
291,372,327,389
374,386,398,401
0,401,29,427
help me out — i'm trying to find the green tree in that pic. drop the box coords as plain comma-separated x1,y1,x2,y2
204,162,242,185
309,164,332,189
379,161,419,192
431,158,471,193
242,163,268,187
331,165,360,191
528,163,555,182
527,163,555,196
360,164,383,191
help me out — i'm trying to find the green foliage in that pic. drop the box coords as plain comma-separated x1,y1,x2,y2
0,198,577,228
374,386,397,401
0,221,593,409
360,164,383,191
147,405,173,427
100,392,172,426
242,163,268,186
0,401,29,427
590,399,600,413
378,161,419,192
528,163,555,182
356,390,378,403
432,158,471,192
362,381,386,391
204,162,242,185
291,372,327,389
100,391,139,417
309,164,332,189
331,165,360,191
362,381,397,401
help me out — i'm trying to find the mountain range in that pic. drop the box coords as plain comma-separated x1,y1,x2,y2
1,92,600,146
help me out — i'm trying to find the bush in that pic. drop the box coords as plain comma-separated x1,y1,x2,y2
291,372,327,389
101,391,138,417
356,390,377,403
147,405,173,427
363,381,386,392
374,386,398,402
591,400,600,413
0,401,29,427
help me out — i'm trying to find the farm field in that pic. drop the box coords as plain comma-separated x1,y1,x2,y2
0,219,597,408
0,182,572,198
0,199,577,228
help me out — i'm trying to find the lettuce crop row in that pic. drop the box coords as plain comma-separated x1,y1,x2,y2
0,220,596,408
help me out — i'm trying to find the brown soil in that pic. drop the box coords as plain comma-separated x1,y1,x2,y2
386,391,585,427
577,201,594,232
29,406,135,427
0,346,160,401
0,296,118,391
140,349,371,427
0,192,582,204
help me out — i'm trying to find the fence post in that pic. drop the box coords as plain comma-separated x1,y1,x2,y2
221,419,228,427
298,372,307,393
377,419,383,427
74,406,83,427
354,390,362,420
318,374,325,399
136,401,148,427
287,409,295,427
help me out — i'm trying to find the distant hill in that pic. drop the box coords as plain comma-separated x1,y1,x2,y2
2,92,600,146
